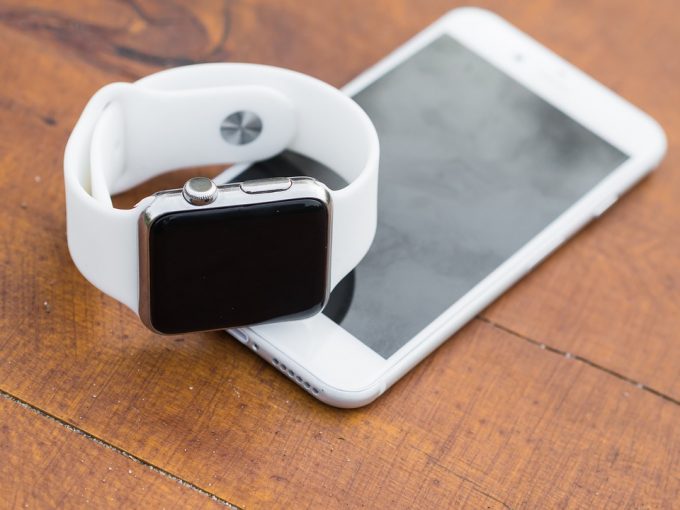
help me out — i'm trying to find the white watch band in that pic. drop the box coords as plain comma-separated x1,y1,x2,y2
64,63,379,314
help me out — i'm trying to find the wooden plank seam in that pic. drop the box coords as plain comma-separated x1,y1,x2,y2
0,389,240,510
476,316,680,406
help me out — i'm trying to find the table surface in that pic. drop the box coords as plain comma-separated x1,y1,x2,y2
1,1,679,508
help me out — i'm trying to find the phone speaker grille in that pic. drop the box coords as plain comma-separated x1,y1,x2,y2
271,357,320,395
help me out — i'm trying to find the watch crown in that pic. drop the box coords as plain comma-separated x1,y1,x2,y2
182,177,218,206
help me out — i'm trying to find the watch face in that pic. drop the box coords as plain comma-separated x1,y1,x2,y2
144,198,330,334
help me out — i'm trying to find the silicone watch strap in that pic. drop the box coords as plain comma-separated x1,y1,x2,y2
64,63,379,314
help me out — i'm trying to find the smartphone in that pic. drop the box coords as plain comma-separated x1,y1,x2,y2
220,7,667,408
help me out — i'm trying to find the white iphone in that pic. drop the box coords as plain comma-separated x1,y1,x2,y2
220,7,666,407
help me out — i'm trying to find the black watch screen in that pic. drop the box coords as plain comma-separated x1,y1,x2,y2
145,198,329,334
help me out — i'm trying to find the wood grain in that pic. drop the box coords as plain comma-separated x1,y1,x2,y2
0,394,228,509
0,0,679,508
2,314,680,508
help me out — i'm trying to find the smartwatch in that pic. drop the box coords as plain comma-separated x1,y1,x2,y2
64,63,379,335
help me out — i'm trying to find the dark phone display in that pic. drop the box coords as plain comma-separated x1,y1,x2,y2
243,35,628,357
147,199,329,334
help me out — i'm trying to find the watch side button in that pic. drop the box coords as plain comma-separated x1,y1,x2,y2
240,177,293,194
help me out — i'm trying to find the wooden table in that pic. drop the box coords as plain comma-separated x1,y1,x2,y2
1,1,678,508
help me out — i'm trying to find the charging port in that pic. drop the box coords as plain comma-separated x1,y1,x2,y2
229,328,249,345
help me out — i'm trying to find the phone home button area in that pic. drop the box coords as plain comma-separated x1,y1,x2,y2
240,177,293,194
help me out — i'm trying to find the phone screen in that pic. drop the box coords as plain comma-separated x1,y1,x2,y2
238,34,629,358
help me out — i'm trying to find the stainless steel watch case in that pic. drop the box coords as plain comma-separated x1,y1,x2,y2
137,176,333,334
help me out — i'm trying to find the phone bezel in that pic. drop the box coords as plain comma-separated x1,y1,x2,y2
232,7,667,407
